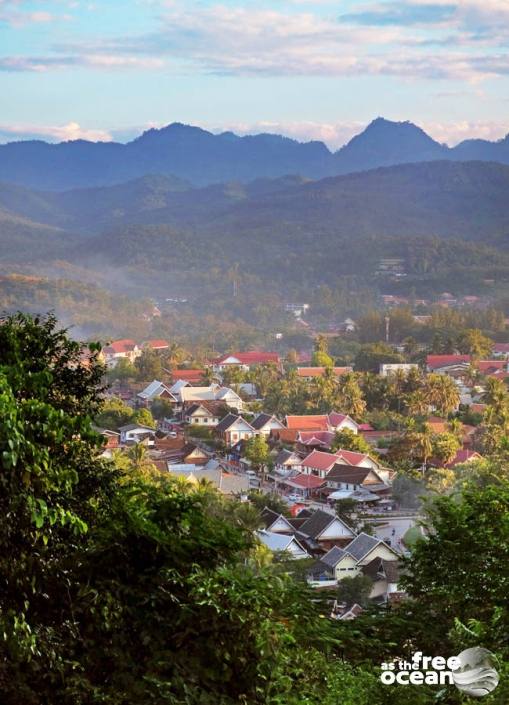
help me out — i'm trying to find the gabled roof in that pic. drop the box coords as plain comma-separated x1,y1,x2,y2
185,401,225,417
170,379,191,394
328,411,353,427
426,354,471,369
494,343,509,354
137,379,174,400
301,450,341,471
144,339,169,350
214,351,280,366
286,414,330,431
321,545,348,568
344,532,386,562
275,449,302,465
251,413,284,431
326,463,380,484
299,509,353,540
362,556,400,583
118,423,155,432
335,449,373,467
476,360,506,373
215,413,254,433
297,431,335,447
260,507,294,532
172,369,206,383
256,530,307,555
104,339,137,354
286,473,325,489
445,449,482,467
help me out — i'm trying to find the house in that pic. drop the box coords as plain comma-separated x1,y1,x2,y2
273,449,303,476
143,339,169,352
444,449,483,468
171,369,206,384
137,380,176,405
118,423,156,445
297,509,356,552
300,450,344,479
95,428,120,457
215,413,256,446
296,367,353,379
296,431,336,452
426,355,471,374
166,459,250,496
184,401,226,427
286,413,358,434
251,413,286,436
256,530,309,559
493,343,509,357
361,556,402,601
307,533,400,584
261,507,295,533
280,473,325,499
300,449,382,479
379,363,419,376
212,351,281,372
325,463,388,493
172,384,244,412
103,339,141,368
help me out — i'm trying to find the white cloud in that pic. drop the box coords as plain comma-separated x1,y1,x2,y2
0,121,112,142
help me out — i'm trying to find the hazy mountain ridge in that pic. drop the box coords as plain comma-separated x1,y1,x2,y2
2,161,509,247
1,117,509,190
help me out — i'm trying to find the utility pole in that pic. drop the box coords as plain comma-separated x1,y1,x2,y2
385,316,390,343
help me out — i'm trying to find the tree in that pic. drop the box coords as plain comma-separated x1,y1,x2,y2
249,362,280,398
402,481,509,629
2,313,430,705
107,356,136,382
311,335,334,367
354,343,404,373
336,373,366,418
335,498,359,531
249,490,289,516
331,429,371,454
456,328,493,359
151,397,175,420
244,434,271,479
133,406,156,428
423,372,460,416
95,395,135,430
431,432,461,465
135,347,164,381
336,574,373,608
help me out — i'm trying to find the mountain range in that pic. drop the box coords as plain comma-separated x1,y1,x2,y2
2,117,509,190
1,161,509,250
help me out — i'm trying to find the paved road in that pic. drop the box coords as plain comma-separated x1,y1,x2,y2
371,516,420,551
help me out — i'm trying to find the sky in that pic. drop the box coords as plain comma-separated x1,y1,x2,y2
0,0,508,149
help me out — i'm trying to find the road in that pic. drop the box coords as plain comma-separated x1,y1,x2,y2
370,516,421,551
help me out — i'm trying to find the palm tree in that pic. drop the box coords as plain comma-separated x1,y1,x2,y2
424,373,460,416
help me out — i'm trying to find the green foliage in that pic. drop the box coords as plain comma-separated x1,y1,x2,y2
244,435,271,473
331,428,372,454
354,343,404,373
134,347,164,381
133,406,156,428
249,490,290,517
150,396,175,420
95,396,135,430
336,575,373,608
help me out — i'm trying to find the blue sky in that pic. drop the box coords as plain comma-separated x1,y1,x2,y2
0,0,508,148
